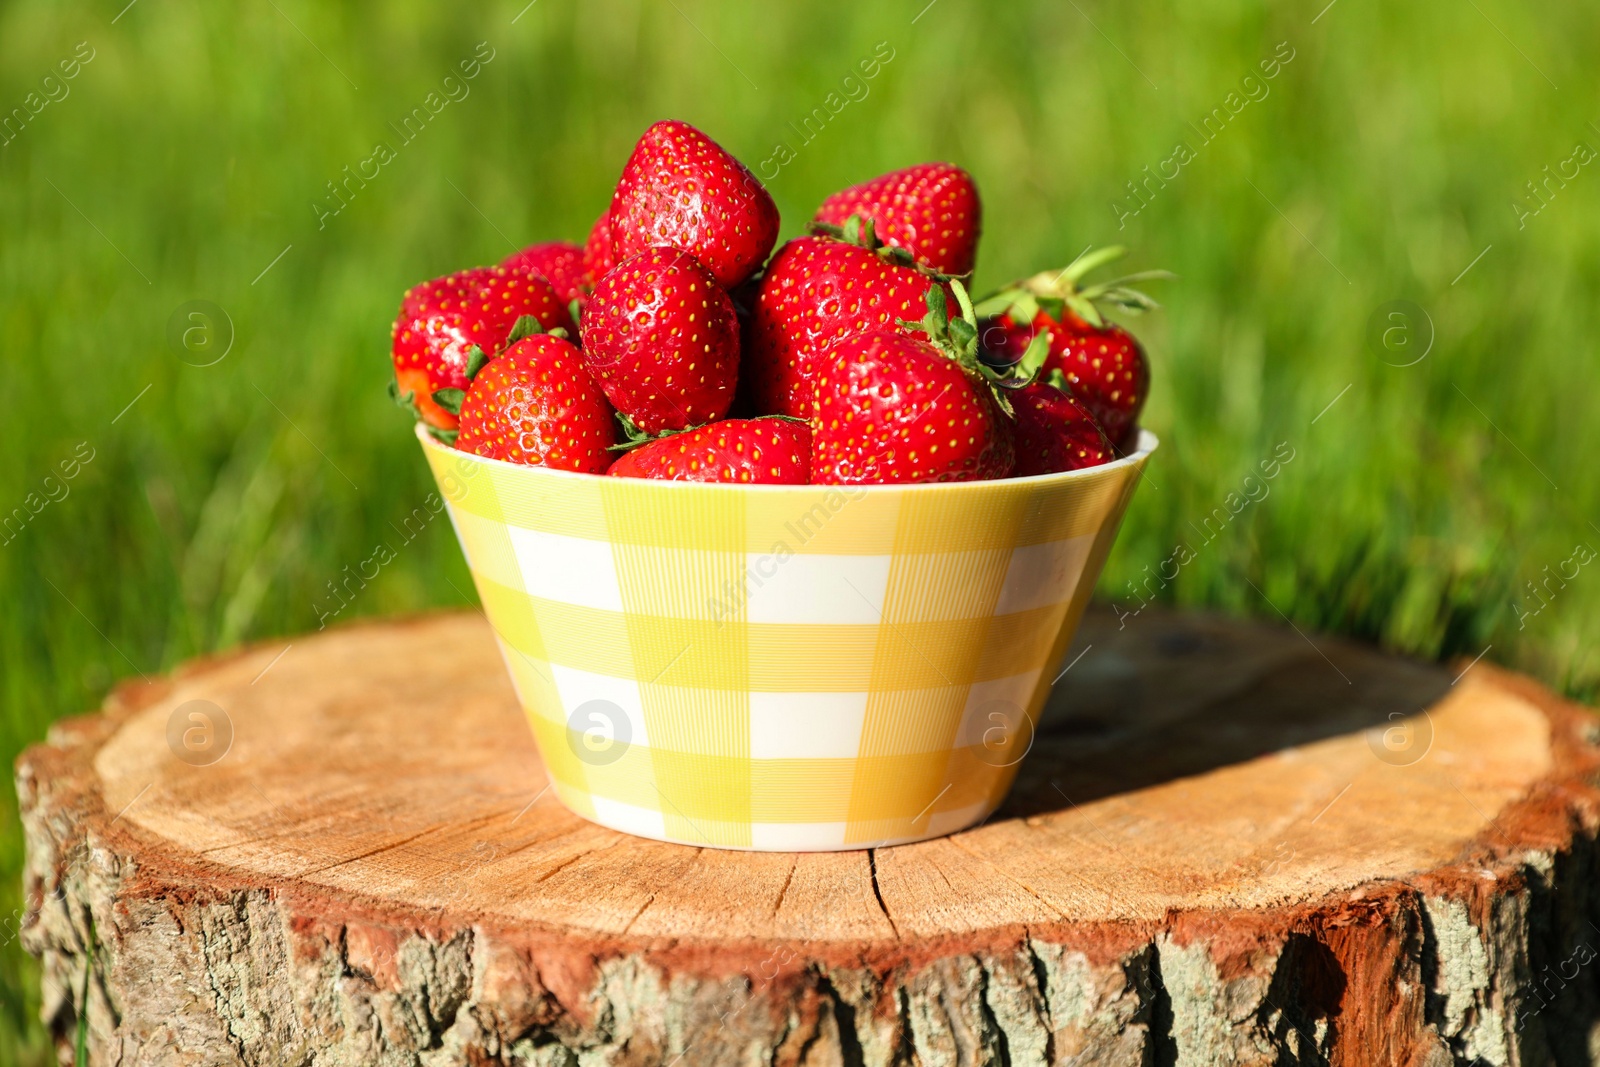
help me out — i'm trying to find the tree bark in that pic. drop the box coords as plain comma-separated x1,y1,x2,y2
18,606,1600,1066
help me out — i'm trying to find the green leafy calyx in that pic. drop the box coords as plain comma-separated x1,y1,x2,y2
390,375,460,444
899,279,1053,417
390,376,426,423
808,212,962,282
607,412,702,453
431,388,467,416
504,315,543,347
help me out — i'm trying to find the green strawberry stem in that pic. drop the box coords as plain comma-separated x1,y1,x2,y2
975,246,1174,330
1054,244,1127,286
1011,330,1052,383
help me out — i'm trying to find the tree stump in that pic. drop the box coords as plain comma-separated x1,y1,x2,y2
18,606,1600,1066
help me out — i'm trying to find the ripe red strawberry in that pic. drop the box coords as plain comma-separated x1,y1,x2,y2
502,241,587,306
392,266,576,430
975,247,1165,443
607,418,811,484
1009,380,1116,477
581,210,615,290
811,331,1012,485
742,237,950,419
580,247,739,432
454,334,614,471
814,163,981,277
608,121,779,290
982,311,1149,443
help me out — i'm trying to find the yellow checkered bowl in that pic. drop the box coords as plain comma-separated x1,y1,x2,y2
418,424,1156,851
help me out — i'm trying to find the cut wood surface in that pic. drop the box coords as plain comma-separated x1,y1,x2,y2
18,606,1600,1066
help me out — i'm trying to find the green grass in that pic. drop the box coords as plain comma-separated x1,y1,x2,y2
2,0,1597,1058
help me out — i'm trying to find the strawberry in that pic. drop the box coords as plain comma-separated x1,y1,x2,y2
742,235,950,419
976,246,1167,443
454,333,614,472
983,312,1149,444
1009,378,1116,477
813,163,981,277
811,331,1013,485
391,266,576,431
502,241,587,306
581,210,616,290
580,247,739,433
608,120,779,290
607,418,811,484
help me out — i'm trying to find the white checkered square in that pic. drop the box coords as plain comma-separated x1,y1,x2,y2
549,664,651,749
994,535,1095,614
589,795,667,841
751,821,848,850
955,670,1043,751
743,553,891,624
508,526,624,612
748,692,870,759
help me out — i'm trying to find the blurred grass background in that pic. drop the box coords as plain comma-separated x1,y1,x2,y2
1,0,1596,1057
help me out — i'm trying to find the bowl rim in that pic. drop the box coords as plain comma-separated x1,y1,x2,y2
416,421,1159,495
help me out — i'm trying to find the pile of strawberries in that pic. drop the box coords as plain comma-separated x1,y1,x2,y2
390,121,1162,485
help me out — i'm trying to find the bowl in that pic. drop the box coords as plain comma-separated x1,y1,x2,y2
418,423,1157,851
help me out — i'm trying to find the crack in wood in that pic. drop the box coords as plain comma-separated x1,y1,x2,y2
868,848,900,941
944,837,1068,922
771,854,798,921
619,890,660,938
291,825,450,878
